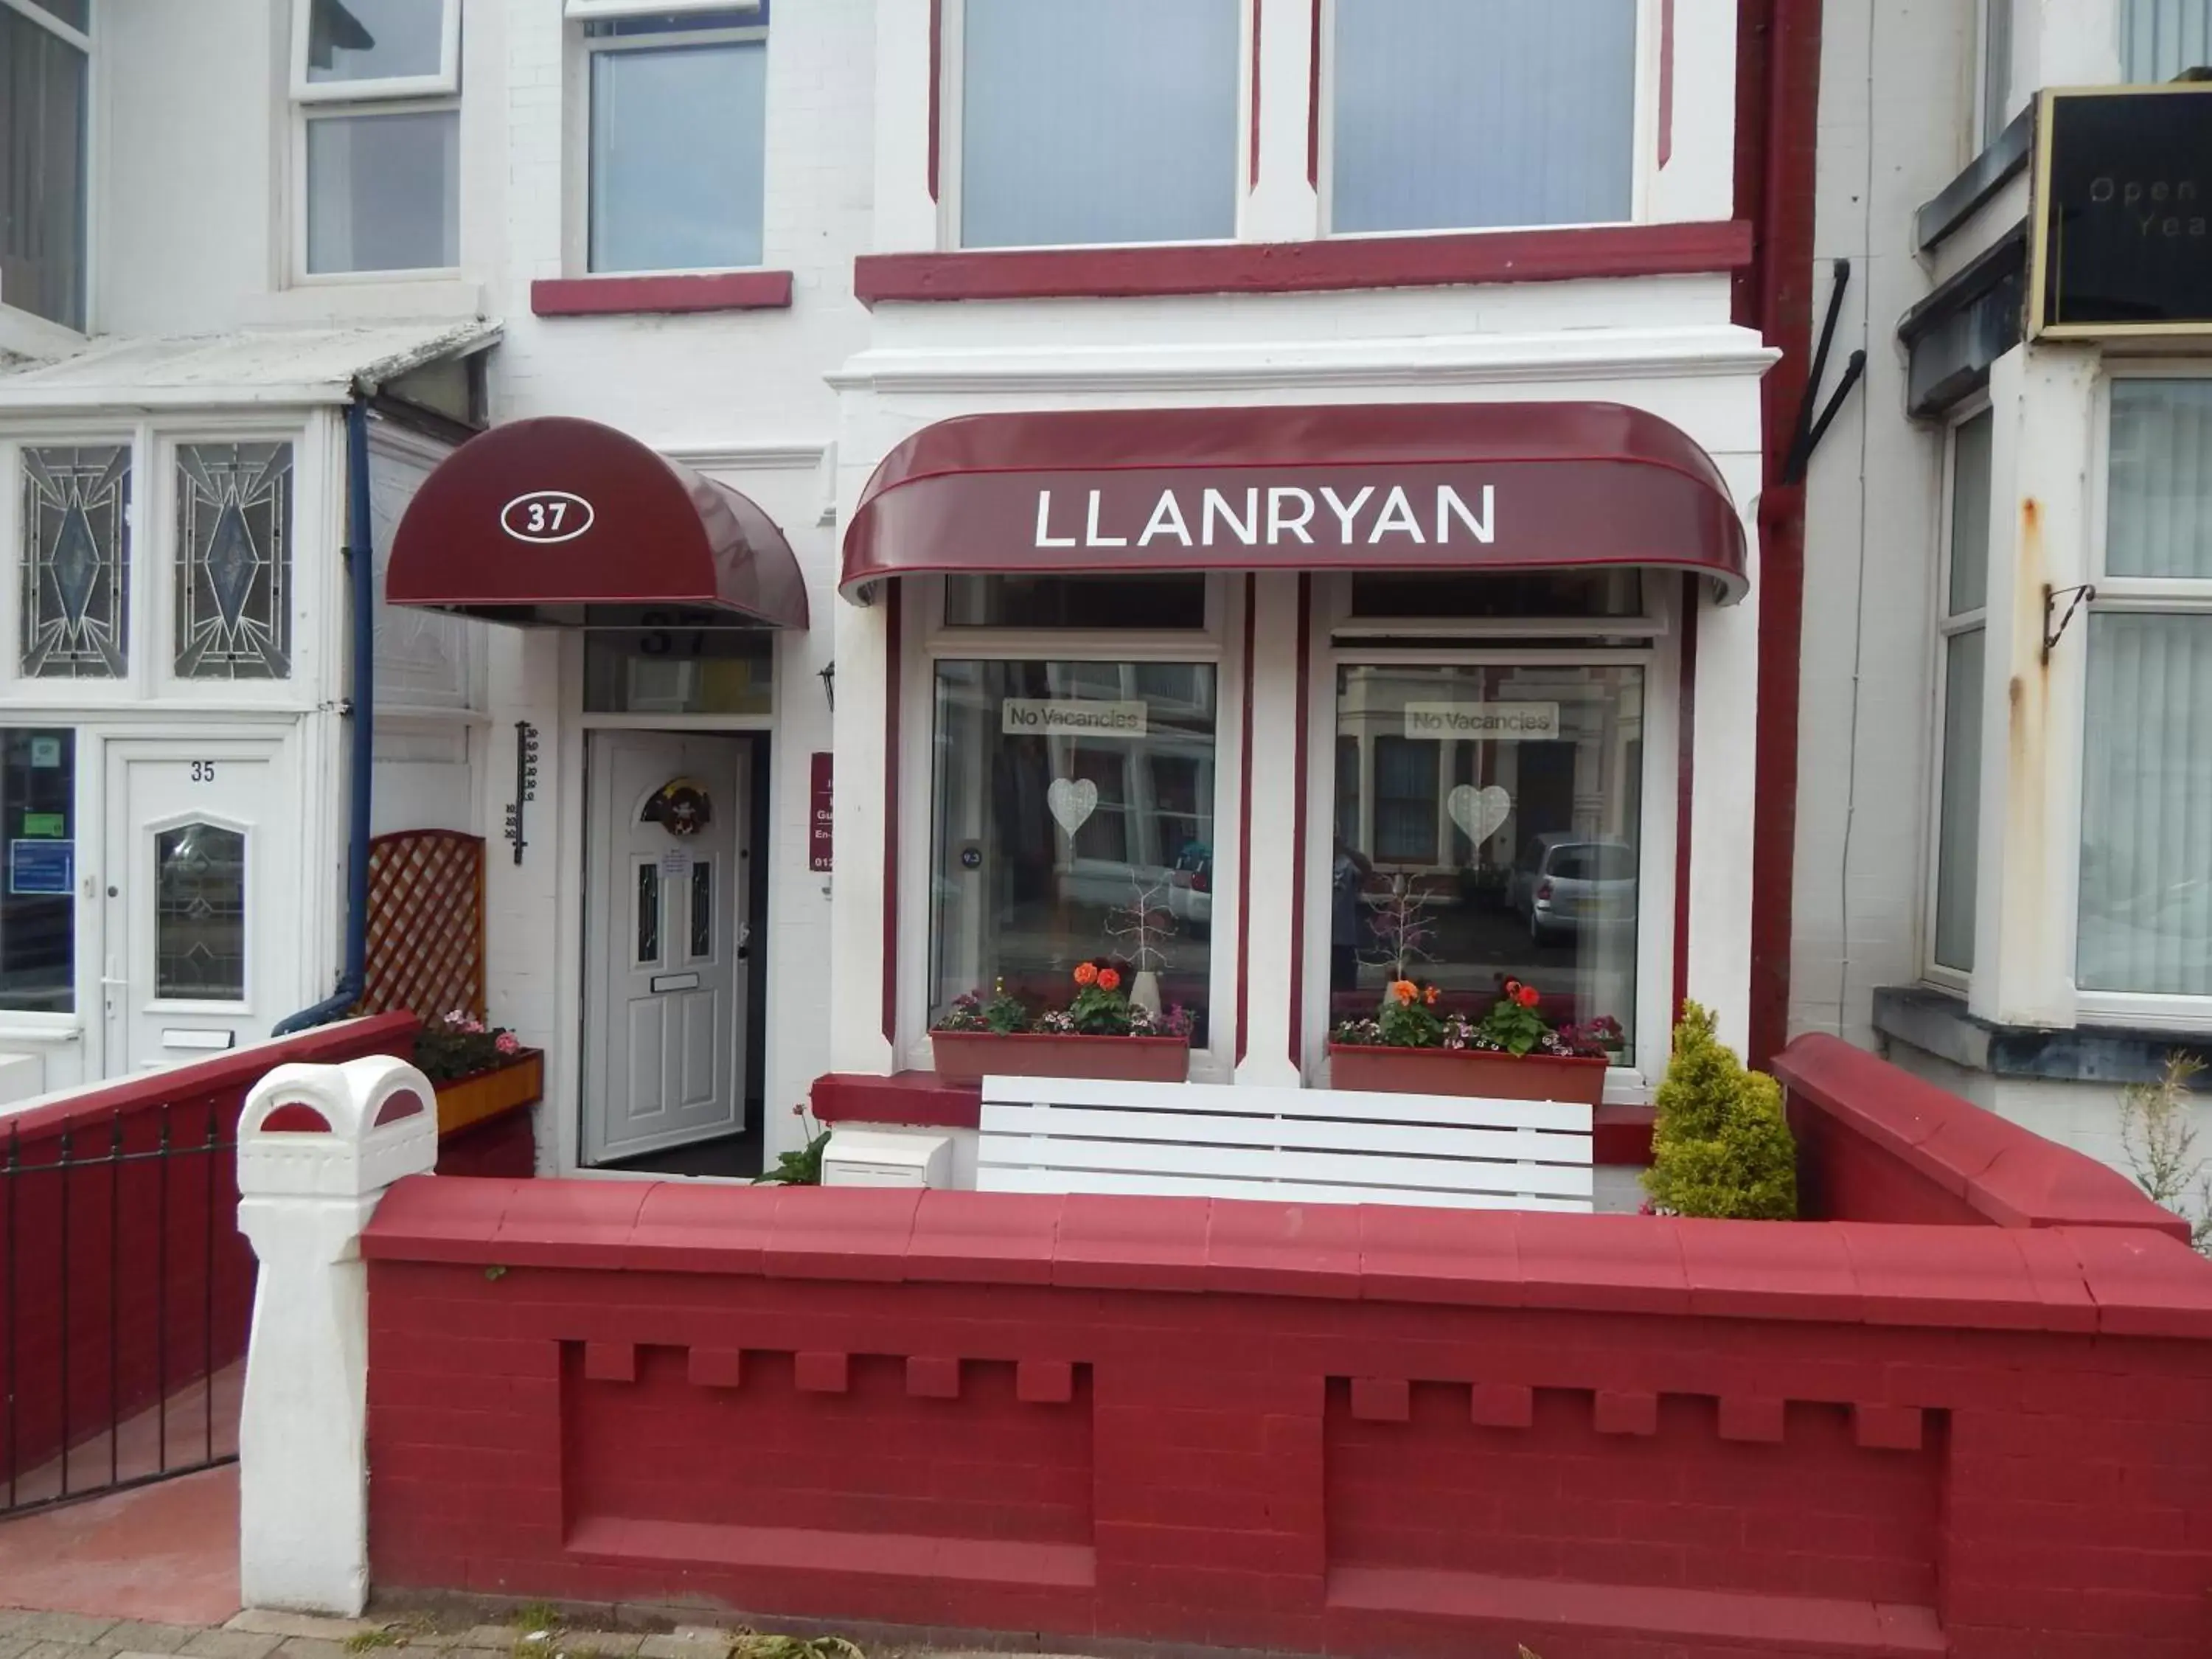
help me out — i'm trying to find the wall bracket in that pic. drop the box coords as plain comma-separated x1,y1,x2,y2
2042,583,2096,665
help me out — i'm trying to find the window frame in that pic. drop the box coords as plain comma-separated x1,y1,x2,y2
1924,400,1992,990
935,0,1254,254
2064,368,2212,1026
288,0,462,284
0,0,95,338
1976,0,2014,150
1314,0,1658,241
900,574,1238,1077
571,5,772,278
1304,573,1680,1091
289,0,460,102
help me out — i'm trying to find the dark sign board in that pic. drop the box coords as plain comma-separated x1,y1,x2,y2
2034,85,2212,337
809,751,833,873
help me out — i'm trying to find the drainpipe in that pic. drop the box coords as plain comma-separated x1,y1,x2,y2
274,394,375,1034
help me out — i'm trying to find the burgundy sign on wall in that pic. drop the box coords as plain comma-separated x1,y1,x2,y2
841,402,1750,603
809,753,834,873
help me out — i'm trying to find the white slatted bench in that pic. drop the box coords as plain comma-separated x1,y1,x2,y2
975,1075,1594,1212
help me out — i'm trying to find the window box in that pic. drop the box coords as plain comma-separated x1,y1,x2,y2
1326,1043,1607,1106
432,1048,543,1138
931,1030,1189,1087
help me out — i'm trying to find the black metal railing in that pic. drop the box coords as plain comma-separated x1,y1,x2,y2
1,1102,250,1517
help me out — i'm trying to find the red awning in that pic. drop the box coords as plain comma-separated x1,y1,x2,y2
387,416,808,629
841,401,1747,605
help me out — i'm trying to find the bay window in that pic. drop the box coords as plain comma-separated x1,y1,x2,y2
2078,380,2212,998
292,0,462,276
1933,409,1992,976
1332,661,1644,1054
929,658,1220,1046
1,0,89,330
954,0,1240,248
2121,1,2212,83
1326,0,1635,235
578,3,769,274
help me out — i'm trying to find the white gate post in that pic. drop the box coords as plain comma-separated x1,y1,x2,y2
236,1054,438,1615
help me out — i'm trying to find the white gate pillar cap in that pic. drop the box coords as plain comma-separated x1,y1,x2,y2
240,1054,438,1199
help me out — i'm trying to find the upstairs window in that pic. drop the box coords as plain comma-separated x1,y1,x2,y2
1328,0,1635,235
291,0,462,275
1980,0,2014,147
2122,1,2212,83
1,0,90,330
956,0,1240,248
575,3,769,274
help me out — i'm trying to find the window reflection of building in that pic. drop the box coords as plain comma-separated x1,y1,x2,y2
1333,663,1642,1046
931,660,1217,1043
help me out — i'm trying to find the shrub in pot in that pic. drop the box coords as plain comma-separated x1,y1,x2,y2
1642,1001,1797,1220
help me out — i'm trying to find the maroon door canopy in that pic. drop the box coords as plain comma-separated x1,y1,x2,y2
387,416,808,629
841,401,1748,605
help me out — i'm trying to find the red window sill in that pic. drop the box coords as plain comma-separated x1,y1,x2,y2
531,270,793,317
852,221,1751,307
810,1069,1655,1166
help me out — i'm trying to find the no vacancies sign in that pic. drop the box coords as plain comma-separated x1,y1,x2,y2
1403,702,1559,740
1002,698,1150,736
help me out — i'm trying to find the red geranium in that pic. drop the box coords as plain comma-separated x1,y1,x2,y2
1097,967,1122,992
1516,984,1540,1008
1073,962,1099,987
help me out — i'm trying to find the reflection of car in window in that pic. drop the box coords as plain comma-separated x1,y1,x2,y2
1507,832,1637,944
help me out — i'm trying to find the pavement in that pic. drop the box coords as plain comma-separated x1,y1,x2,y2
0,1608,1071,1659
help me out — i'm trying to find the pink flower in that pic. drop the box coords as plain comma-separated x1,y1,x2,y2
494,1032,520,1055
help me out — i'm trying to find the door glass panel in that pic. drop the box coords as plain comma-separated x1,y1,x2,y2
154,822,246,999
1,728,75,1013
174,442,293,679
22,445,131,678
583,626,772,714
635,860,661,966
689,859,713,960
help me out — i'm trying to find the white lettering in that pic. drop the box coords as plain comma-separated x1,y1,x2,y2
1138,490,1194,547
1436,484,1495,545
1202,487,1261,547
1267,487,1317,545
1320,485,1375,543
1368,485,1426,544
1084,489,1127,547
1034,490,1076,549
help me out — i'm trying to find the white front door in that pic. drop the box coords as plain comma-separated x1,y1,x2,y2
583,732,747,1164
102,740,296,1075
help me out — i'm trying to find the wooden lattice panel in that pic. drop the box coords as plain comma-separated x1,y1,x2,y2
359,830,486,1023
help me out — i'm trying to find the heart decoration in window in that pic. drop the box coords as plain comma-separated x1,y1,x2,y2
1446,783,1511,849
1047,776,1099,838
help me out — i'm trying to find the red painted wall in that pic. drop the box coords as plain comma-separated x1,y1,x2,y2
434,1105,537,1180
0,1013,415,1492
1774,1034,2190,1239
365,1178,2212,1658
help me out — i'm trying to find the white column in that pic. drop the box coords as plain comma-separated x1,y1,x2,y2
828,588,898,1074
1969,344,2100,1028
1245,0,1321,243
235,1055,439,1616
1686,487,1762,1056
1237,574,1304,1086
2016,0,2124,103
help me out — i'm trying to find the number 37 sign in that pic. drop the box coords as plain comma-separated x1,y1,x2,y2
500,490,595,545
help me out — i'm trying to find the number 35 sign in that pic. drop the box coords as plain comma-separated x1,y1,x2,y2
500,490,595,545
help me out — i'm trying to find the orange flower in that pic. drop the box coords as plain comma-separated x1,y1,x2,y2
1097,967,1122,992
1516,984,1540,1008
1073,962,1099,987
1391,979,1418,1005
1424,986,1439,1006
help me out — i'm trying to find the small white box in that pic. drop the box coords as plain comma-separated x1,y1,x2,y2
821,1127,952,1189
0,1051,44,1107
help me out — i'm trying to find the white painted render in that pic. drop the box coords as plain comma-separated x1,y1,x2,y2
12,0,1775,1172
1802,0,2212,1178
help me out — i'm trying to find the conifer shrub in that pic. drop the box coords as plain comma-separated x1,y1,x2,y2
1642,1001,1798,1220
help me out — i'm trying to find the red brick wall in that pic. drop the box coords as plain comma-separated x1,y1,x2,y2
1773,1034,2189,1238
364,1183,2212,1658
0,1013,415,1489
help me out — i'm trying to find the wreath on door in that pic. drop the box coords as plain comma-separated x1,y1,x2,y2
642,777,713,837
